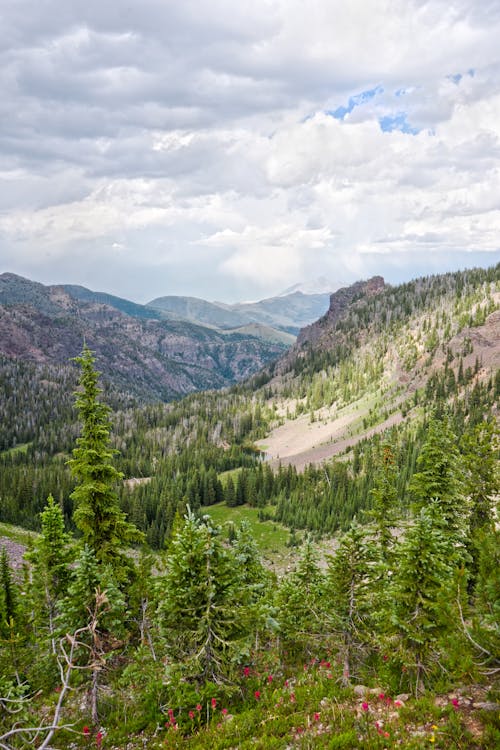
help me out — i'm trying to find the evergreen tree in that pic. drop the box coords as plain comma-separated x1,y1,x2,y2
25,495,73,654
410,417,469,556
369,443,399,562
68,346,143,577
0,548,17,640
277,538,325,660
157,510,248,683
390,507,454,695
325,521,376,684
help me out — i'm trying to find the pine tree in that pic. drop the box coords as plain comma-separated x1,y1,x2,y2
25,495,73,654
157,510,248,683
410,417,469,556
67,346,143,577
390,507,454,695
325,521,376,684
277,538,325,660
369,443,399,562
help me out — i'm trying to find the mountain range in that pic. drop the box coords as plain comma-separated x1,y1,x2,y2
0,272,333,400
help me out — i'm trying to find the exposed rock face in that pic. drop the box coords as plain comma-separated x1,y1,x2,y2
296,276,385,348
0,273,289,401
275,277,385,374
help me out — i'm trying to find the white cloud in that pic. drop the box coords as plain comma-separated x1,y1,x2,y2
0,0,499,299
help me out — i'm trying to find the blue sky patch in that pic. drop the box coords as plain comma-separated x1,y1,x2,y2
327,85,383,119
379,113,420,134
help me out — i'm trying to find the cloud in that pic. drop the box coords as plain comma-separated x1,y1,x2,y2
0,1,499,300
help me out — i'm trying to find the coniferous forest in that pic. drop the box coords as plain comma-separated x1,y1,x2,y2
0,266,499,749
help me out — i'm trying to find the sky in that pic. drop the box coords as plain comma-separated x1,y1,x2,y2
1,0,500,303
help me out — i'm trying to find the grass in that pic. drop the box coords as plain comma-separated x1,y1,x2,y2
203,502,293,563
1,442,31,456
0,521,37,545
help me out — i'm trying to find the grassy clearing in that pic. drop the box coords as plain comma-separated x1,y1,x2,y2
1,442,32,456
218,467,243,486
203,502,294,564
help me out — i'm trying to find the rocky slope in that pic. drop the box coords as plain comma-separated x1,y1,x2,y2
0,273,289,400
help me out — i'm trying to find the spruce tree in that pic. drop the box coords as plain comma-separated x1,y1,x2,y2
369,443,399,562
68,346,143,576
390,506,454,695
277,538,325,660
410,417,469,556
325,521,376,684
25,495,73,654
157,510,248,683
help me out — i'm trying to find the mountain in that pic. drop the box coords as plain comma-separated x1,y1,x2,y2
147,291,332,335
62,284,161,320
0,273,290,401
278,275,342,296
255,266,499,470
146,295,249,329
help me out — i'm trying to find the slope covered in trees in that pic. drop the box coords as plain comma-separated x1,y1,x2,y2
0,344,499,748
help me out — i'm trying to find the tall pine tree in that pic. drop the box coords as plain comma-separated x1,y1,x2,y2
67,346,143,577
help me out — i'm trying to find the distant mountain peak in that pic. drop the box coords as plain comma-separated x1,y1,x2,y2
279,276,342,296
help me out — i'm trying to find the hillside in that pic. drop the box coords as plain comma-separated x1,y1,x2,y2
257,268,499,469
1,263,498,544
1,264,499,750
0,273,290,401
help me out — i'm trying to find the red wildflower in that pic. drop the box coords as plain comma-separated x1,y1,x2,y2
196,704,202,712
267,674,273,683
313,712,320,721
378,693,385,700
451,698,459,707
211,698,217,709
96,731,103,748
290,693,296,703
254,690,261,700
83,726,90,736
188,711,195,720
243,666,250,677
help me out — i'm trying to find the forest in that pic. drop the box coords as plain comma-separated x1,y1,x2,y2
0,265,499,748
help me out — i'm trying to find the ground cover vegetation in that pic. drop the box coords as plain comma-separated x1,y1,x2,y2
0,265,499,747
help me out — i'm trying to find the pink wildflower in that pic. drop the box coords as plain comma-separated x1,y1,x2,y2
313,712,321,721
188,711,195,720
267,674,273,683
290,693,296,703
196,704,202,712
243,666,250,677
96,732,103,748
361,702,369,712
451,698,459,708
222,708,228,715
254,690,261,700
378,693,385,700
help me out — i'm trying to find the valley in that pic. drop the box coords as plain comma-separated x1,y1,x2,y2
0,263,499,749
